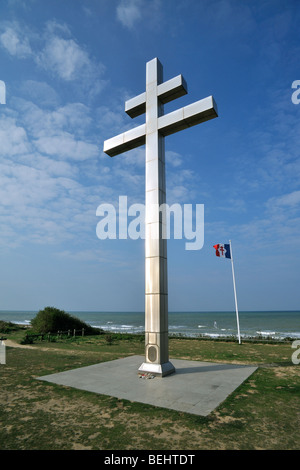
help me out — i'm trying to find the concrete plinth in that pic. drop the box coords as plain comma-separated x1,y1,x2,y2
37,355,257,417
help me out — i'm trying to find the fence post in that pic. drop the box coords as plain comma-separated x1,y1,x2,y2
73,329,76,337
82,328,84,337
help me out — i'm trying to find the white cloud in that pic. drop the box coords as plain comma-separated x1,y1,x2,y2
116,0,163,30
0,23,32,58
269,190,300,208
16,99,92,137
207,187,300,254
116,0,142,29
0,20,107,98
265,190,300,226
37,36,90,81
0,155,97,247
34,133,99,161
0,160,61,207
167,185,192,202
18,153,77,178
166,150,183,167
19,80,60,107
11,98,99,161
0,116,30,155
0,99,104,248
44,19,72,37
96,105,128,133
35,21,106,96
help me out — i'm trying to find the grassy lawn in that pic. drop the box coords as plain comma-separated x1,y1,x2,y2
0,331,299,450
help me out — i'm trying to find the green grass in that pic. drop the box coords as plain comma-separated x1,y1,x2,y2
0,330,299,450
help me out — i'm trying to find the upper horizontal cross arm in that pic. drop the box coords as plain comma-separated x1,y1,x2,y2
125,74,187,119
103,96,218,157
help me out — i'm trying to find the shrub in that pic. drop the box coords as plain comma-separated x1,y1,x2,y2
0,320,21,334
30,306,103,335
20,334,34,345
105,334,114,345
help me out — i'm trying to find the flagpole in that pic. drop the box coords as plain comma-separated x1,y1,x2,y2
229,240,241,344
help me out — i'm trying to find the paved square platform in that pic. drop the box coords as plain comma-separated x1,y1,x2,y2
37,355,257,416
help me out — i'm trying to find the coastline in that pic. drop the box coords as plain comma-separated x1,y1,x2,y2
1,310,299,341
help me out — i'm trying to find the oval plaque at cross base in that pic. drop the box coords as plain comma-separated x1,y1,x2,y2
147,346,157,362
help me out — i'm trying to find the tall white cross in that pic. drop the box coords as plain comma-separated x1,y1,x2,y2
103,58,218,376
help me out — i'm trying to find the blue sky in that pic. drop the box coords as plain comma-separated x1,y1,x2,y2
0,0,299,312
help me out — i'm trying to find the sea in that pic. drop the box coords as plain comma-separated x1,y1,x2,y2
0,310,300,341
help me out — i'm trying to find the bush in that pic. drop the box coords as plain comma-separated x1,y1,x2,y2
105,334,114,345
30,306,103,335
0,320,21,334
20,334,34,345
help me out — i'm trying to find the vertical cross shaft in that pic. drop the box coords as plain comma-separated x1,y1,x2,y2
103,57,218,377
139,58,175,376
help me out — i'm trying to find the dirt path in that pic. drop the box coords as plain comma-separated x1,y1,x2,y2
3,339,99,355
3,339,75,353
4,339,36,349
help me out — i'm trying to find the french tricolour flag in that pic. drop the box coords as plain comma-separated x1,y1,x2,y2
213,243,231,259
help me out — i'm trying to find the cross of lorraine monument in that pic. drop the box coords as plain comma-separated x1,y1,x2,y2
103,58,218,377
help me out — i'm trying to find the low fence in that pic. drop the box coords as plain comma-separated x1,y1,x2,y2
169,333,294,344
23,328,86,343
22,330,293,345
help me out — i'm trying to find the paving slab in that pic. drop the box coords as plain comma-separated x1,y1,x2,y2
37,355,257,416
